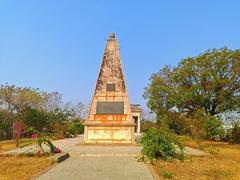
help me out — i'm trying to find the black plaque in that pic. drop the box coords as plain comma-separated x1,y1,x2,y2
96,102,124,114
106,83,116,91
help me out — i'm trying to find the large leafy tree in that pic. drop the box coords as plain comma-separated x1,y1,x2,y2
144,48,240,120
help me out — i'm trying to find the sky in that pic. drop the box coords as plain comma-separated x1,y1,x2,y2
0,1,240,109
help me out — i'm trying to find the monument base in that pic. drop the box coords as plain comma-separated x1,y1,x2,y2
83,122,136,144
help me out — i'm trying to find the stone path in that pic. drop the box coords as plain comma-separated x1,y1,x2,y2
35,136,154,180
37,156,154,180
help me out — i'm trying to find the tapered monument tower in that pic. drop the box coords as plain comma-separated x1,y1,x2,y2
84,33,135,144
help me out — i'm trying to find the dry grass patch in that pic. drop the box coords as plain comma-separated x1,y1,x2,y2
152,137,240,179
0,156,53,180
0,139,35,153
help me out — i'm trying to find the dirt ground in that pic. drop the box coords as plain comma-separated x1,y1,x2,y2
152,137,240,180
0,156,52,180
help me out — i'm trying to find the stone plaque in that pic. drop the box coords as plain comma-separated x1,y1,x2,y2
96,102,124,114
106,83,116,91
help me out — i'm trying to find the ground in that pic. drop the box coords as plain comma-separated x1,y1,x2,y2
0,139,35,153
0,156,52,180
152,136,240,180
1,136,154,180
36,136,154,180
1,136,239,180
37,156,153,180
0,139,52,180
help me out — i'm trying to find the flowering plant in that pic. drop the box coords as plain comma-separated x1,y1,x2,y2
53,147,61,153
13,120,23,147
36,133,62,154
31,134,38,139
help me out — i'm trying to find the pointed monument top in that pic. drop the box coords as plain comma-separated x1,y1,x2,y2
109,32,115,39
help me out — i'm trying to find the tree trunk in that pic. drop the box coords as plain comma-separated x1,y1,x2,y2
16,138,19,147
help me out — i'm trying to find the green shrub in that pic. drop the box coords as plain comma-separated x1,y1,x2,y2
140,128,184,160
64,119,84,138
141,120,159,132
70,119,84,135
163,171,174,179
25,152,35,157
21,107,50,132
228,121,240,144
202,115,225,139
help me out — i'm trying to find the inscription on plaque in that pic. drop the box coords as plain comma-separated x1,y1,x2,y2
96,102,124,114
106,83,116,91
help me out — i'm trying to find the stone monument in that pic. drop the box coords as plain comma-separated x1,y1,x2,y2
84,32,136,144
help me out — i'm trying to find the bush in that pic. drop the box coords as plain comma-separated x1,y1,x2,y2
163,171,174,179
69,119,84,135
140,128,184,160
21,107,50,132
141,120,159,132
36,133,61,154
25,127,39,138
202,115,225,139
227,121,240,144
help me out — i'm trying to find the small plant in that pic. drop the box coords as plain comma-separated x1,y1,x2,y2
163,171,174,179
25,151,35,157
140,128,184,160
36,133,61,154
31,133,38,139
53,147,61,153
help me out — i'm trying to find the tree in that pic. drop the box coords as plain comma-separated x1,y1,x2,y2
12,119,23,147
21,107,50,132
144,48,240,122
43,92,63,112
0,84,45,115
0,84,52,139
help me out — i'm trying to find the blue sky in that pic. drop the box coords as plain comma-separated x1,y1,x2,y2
0,1,239,109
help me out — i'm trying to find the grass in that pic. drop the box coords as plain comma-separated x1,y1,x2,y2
0,139,53,179
152,136,240,179
0,156,52,180
0,138,35,153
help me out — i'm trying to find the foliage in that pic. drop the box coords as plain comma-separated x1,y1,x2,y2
0,84,85,140
202,115,225,139
67,119,84,136
144,48,240,121
21,107,50,132
36,133,61,154
12,120,23,147
25,127,39,138
140,128,184,160
227,121,240,144
141,120,159,132
163,171,174,179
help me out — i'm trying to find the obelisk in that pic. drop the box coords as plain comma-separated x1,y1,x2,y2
84,32,135,144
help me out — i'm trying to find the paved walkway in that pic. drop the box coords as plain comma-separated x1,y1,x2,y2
37,156,154,180
36,136,154,180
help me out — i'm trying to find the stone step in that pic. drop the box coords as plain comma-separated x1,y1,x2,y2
69,152,140,158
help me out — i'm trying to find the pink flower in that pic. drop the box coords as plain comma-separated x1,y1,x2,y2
53,147,61,154
31,134,38,139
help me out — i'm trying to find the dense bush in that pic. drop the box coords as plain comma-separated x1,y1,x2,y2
202,115,225,139
0,84,86,141
67,119,84,136
140,128,184,160
227,121,240,144
141,120,159,132
21,107,50,132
